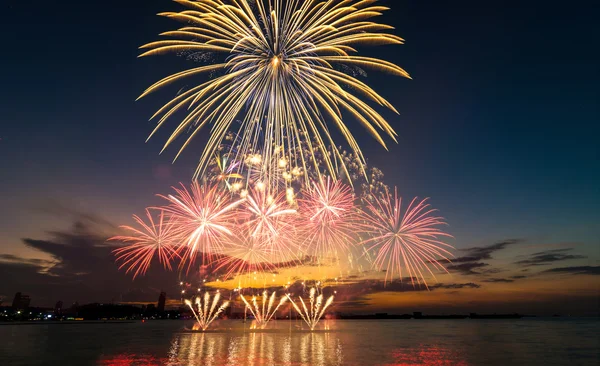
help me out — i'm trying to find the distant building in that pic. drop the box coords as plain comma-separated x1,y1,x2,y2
158,292,166,312
12,292,31,310
55,301,63,315
11,292,21,308
68,302,80,317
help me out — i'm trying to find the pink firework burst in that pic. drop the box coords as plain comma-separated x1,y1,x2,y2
298,177,360,258
214,235,277,280
215,188,302,279
110,209,179,279
160,182,244,271
360,188,454,288
242,188,299,261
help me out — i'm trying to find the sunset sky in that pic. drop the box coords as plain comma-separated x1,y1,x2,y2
0,0,598,315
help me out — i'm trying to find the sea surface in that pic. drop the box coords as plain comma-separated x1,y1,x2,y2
0,319,598,365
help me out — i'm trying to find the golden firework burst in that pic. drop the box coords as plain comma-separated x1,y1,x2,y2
139,0,410,187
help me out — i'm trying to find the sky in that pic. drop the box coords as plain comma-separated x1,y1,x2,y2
0,0,598,315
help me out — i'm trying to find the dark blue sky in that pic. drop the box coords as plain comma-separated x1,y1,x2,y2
0,0,598,309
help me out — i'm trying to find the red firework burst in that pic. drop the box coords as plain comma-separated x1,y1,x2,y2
159,181,244,271
110,209,179,279
360,188,454,287
242,188,299,261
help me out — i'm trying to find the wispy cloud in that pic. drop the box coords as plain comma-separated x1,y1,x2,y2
329,280,482,309
515,248,586,266
446,262,489,275
430,283,481,289
445,239,522,276
481,278,514,283
542,266,600,276
0,254,55,267
452,239,522,263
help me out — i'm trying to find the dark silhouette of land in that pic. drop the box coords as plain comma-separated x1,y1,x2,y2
0,291,536,324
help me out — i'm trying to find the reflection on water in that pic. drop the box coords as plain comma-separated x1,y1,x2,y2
387,346,468,366
2,319,597,366
164,330,344,365
96,323,466,366
99,338,466,366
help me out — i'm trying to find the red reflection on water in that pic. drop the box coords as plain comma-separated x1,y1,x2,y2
98,354,168,366
386,345,468,366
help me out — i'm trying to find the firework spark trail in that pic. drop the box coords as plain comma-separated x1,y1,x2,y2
298,177,360,258
208,153,244,189
242,188,301,264
185,292,230,331
360,187,454,288
139,0,410,186
244,188,296,239
213,235,277,279
159,182,244,270
110,209,179,279
240,290,288,329
287,288,334,331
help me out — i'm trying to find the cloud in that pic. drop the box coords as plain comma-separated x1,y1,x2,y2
0,254,55,267
481,278,514,283
510,275,527,279
443,239,522,276
542,266,600,276
430,283,481,289
0,213,182,307
446,262,489,275
515,248,586,266
324,279,482,310
234,279,483,311
452,239,522,263
530,248,574,256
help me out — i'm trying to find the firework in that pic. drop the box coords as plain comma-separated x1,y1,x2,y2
287,288,334,331
242,188,300,263
213,235,276,279
240,290,288,329
160,182,244,270
360,188,454,287
139,0,410,184
111,209,179,279
298,177,359,258
207,153,244,189
185,292,230,331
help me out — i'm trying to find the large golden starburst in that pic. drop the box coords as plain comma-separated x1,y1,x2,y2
139,0,410,187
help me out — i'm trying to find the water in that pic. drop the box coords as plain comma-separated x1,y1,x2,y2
1,319,598,365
